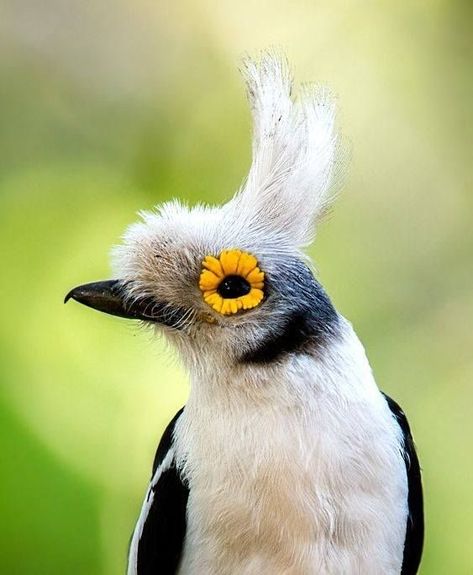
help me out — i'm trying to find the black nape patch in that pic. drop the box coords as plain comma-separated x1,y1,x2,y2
242,311,318,363
241,261,340,364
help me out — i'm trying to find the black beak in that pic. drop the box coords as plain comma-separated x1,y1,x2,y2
65,280,161,322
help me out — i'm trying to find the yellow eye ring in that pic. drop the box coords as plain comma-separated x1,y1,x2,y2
199,249,265,315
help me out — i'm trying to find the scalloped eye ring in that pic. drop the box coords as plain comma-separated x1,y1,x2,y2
199,250,265,316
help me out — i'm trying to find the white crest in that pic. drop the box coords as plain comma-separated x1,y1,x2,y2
228,53,342,248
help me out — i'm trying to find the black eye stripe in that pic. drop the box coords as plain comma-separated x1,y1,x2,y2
217,275,251,299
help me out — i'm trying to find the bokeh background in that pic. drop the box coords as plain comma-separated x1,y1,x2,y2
1,1,472,573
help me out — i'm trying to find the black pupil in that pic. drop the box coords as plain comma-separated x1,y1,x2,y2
217,275,251,299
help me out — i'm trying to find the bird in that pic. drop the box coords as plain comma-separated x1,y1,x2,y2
65,53,423,575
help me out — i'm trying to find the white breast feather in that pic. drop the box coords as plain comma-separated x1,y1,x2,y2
174,321,408,575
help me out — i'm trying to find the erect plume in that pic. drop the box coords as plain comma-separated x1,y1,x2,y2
229,52,343,248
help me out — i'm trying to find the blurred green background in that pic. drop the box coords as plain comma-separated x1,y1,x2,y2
1,1,472,573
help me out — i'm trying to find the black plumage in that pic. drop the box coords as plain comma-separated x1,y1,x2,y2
134,410,188,575
383,393,424,575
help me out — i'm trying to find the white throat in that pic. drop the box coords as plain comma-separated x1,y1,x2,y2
173,319,408,574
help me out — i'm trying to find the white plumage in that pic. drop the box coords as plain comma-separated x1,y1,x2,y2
173,324,408,574
233,54,339,247
67,52,423,575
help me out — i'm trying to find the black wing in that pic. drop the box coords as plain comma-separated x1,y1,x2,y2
383,393,424,575
129,408,189,575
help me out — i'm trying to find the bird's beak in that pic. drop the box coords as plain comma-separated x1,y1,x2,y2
64,280,160,322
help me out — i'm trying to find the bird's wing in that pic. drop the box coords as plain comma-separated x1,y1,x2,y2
127,408,188,575
382,393,424,575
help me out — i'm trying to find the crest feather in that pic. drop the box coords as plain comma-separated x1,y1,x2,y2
230,53,341,247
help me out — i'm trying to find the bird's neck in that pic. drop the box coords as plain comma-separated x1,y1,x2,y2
185,318,378,413
173,319,406,575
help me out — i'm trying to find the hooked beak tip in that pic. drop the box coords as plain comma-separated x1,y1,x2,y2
64,289,76,304
64,285,90,304
63,280,124,313
64,280,187,328
64,280,153,321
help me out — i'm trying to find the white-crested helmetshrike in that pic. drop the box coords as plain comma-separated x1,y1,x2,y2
66,54,423,575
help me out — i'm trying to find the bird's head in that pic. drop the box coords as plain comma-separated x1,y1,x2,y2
66,54,343,370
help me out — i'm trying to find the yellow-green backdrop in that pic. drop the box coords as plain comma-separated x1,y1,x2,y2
1,1,472,573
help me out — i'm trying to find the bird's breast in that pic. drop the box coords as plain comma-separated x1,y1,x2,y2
174,388,407,575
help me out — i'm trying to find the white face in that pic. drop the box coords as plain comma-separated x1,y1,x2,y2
109,200,339,367
110,201,284,358
66,54,342,367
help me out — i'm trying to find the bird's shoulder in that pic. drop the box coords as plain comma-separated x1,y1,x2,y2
382,392,424,575
151,407,185,477
130,407,188,575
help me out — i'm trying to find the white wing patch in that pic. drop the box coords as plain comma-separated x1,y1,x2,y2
127,448,175,575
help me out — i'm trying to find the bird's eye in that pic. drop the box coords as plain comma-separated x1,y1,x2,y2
217,275,251,299
199,249,265,315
